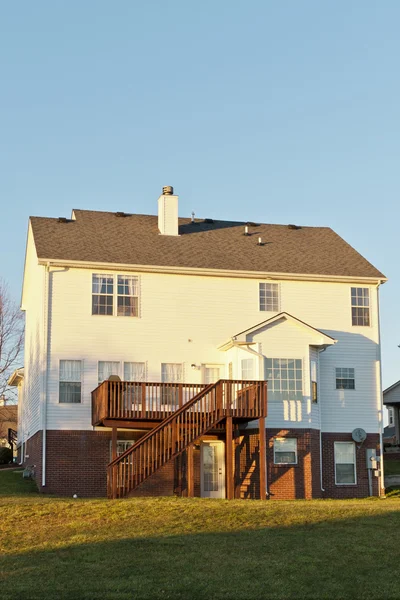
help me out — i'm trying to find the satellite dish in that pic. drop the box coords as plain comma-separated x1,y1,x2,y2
352,428,367,443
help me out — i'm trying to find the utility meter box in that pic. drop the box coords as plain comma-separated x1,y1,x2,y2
366,448,377,470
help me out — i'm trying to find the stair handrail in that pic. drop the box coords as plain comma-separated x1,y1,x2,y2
108,381,216,468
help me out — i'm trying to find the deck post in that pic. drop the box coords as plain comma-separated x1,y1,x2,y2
226,416,234,500
258,417,266,500
187,444,194,497
112,427,117,461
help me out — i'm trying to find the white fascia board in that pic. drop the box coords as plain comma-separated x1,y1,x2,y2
36,258,387,285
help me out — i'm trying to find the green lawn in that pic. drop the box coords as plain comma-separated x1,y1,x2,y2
1,470,400,600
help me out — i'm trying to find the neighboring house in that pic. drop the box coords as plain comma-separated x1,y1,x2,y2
383,382,400,445
12,186,387,499
0,396,18,456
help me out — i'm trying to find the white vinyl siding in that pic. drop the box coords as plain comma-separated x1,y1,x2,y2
334,442,356,484
59,360,82,403
273,438,297,464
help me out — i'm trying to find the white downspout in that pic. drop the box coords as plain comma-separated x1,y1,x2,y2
318,347,326,493
231,339,268,497
375,282,385,496
41,262,50,487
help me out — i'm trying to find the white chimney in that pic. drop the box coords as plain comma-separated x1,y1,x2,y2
158,186,179,236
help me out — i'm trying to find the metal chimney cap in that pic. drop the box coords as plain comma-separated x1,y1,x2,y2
162,186,174,195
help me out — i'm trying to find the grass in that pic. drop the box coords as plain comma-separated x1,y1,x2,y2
1,471,400,599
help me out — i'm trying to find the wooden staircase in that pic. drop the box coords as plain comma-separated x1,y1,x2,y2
107,379,267,499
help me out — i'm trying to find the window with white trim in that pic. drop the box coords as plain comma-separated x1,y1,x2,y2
124,362,146,381
92,274,114,315
259,282,279,312
336,368,355,390
241,358,255,380
98,361,120,383
388,407,394,427
59,360,82,403
110,440,135,461
351,287,370,326
334,442,356,484
92,274,139,317
161,363,183,406
266,358,303,402
311,360,318,403
274,438,297,464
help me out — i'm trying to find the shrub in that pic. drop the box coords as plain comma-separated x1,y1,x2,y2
0,447,13,464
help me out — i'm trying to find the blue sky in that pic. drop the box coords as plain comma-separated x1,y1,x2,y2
0,1,399,389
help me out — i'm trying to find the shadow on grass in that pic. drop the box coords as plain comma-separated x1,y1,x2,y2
2,511,400,600
0,469,38,497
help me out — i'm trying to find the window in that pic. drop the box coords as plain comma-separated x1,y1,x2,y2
92,274,139,317
274,438,297,464
59,360,82,403
336,368,355,390
92,275,113,315
124,362,146,381
334,442,356,484
259,283,279,312
117,275,139,317
388,408,394,427
266,358,303,401
351,287,370,326
161,363,183,407
98,361,120,383
311,360,318,403
241,358,255,380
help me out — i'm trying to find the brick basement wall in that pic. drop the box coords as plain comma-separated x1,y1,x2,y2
23,431,42,490
321,432,381,498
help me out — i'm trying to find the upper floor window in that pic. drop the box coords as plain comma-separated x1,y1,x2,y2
351,287,370,326
92,275,114,315
266,358,303,402
92,274,139,317
59,360,82,403
259,283,279,312
336,368,355,390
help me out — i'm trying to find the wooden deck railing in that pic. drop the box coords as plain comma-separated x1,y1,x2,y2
92,381,208,425
107,379,267,499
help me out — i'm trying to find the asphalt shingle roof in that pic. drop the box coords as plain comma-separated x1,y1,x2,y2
29,210,385,279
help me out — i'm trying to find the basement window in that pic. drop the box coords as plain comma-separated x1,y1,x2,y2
273,438,297,465
334,442,356,484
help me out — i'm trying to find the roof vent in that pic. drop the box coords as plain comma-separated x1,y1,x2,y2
162,186,174,196
288,224,301,230
204,218,214,224
58,217,68,223
244,226,250,236
258,237,264,246
247,221,260,227
191,211,195,223
115,212,126,218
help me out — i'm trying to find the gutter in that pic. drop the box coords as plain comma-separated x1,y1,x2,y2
375,282,385,495
36,258,387,286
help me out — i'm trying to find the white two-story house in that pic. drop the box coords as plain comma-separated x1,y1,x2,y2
12,186,386,499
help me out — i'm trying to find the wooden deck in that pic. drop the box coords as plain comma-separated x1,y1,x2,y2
92,379,266,428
